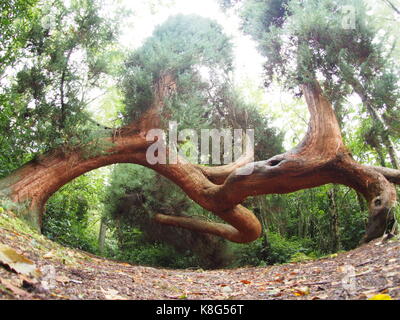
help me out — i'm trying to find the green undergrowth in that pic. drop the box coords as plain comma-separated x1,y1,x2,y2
0,207,96,267
0,206,324,270
2,202,398,271
0,207,39,238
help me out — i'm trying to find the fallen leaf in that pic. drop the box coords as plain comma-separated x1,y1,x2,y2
100,287,127,300
189,292,206,296
50,292,69,299
0,244,41,277
56,275,71,284
221,286,233,294
40,265,57,290
240,280,251,285
70,279,83,284
368,294,392,300
311,294,328,300
292,287,311,296
273,277,284,283
266,289,282,297
43,251,55,259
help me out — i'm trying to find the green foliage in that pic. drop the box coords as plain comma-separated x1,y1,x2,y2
108,228,233,269
238,0,399,166
289,252,314,263
230,182,369,268
206,86,284,160
0,0,124,176
0,0,40,177
263,232,316,265
0,197,29,215
103,164,233,269
394,204,400,238
42,170,107,253
231,231,317,266
121,14,234,123
0,0,39,69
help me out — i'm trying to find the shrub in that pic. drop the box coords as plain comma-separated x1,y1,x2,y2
231,232,320,267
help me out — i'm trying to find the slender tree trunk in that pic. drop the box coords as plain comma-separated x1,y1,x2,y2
356,192,367,213
327,187,340,252
98,218,107,254
346,75,399,169
375,146,387,168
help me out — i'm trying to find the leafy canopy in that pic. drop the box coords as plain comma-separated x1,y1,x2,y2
121,14,234,123
0,0,122,177
234,0,399,165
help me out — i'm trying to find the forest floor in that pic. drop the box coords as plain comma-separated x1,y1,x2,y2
0,211,399,300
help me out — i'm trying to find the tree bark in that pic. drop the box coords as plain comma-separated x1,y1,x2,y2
98,218,107,254
0,77,398,245
327,187,340,252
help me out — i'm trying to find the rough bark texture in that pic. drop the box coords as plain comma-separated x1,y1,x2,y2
0,76,398,244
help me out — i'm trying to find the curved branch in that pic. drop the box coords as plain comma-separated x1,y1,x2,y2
368,165,400,185
154,205,261,243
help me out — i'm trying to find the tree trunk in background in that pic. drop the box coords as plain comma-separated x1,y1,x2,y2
327,187,340,252
369,125,398,169
349,76,399,169
375,146,387,168
356,192,367,214
98,218,107,254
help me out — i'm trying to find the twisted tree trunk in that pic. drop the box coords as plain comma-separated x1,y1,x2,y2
0,77,398,244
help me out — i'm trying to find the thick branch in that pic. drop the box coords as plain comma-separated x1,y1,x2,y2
154,205,261,243
368,165,400,185
1,76,396,245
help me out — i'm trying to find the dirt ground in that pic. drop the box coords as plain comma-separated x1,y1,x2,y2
0,212,399,300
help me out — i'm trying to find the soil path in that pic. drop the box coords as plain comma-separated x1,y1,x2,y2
0,213,399,300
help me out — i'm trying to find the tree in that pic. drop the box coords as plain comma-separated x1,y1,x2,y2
0,3,399,248
0,0,121,177
0,0,40,176
0,0,39,71
236,0,400,168
220,0,400,242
